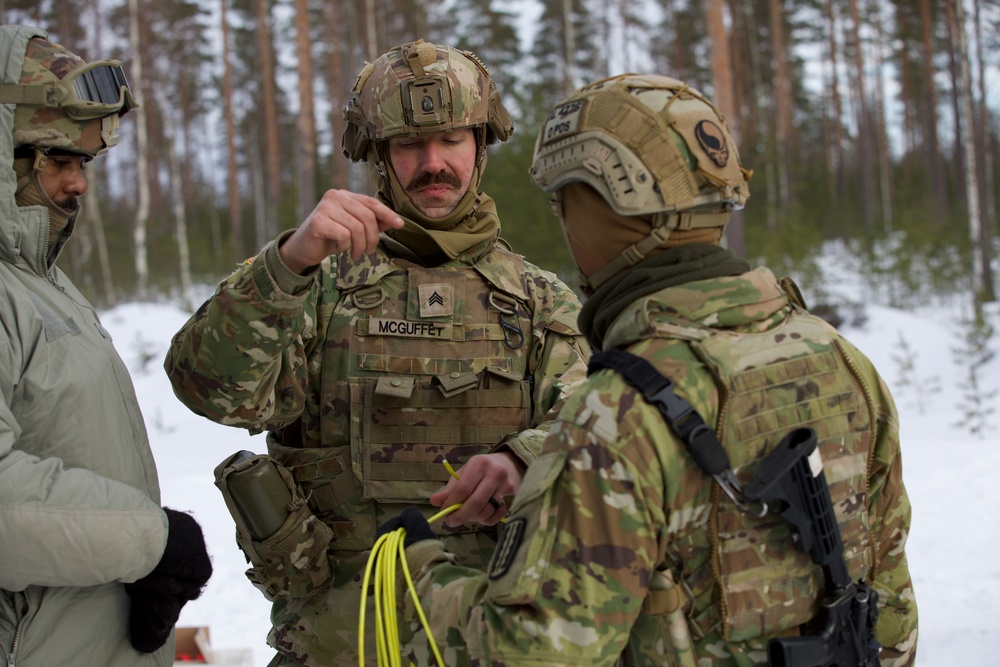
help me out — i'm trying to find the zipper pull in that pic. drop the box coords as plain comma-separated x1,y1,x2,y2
8,651,16,667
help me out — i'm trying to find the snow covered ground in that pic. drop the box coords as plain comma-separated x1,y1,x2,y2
106,262,1000,666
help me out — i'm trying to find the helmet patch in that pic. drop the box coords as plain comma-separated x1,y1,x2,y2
695,120,729,168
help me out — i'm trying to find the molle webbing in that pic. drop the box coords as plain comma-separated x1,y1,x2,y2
694,314,874,641
584,87,699,206
590,309,875,644
352,382,531,501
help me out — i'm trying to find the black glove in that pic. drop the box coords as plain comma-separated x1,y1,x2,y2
376,506,437,547
125,508,213,653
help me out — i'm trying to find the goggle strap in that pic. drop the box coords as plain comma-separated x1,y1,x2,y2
0,83,53,106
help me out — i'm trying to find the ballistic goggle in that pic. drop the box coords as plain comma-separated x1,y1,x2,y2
0,60,138,119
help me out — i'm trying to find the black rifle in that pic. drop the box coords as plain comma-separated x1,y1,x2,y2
744,427,881,667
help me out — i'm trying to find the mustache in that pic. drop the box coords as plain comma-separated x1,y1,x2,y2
406,170,461,190
57,197,80,214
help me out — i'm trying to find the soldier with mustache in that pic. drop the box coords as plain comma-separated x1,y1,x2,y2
166,40,591,667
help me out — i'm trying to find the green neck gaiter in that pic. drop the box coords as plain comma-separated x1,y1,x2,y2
579,243,751,350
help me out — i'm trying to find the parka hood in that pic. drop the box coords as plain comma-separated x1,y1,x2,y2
0,24,62,275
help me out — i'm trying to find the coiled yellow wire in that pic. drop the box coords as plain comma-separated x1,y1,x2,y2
359,458,476,667
358,502,459,667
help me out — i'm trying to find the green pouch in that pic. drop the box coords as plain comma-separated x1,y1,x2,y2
247,500,335,600
215,451,334,601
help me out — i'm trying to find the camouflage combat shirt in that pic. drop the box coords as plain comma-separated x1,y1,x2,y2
400,266,918,667
164,231,590,666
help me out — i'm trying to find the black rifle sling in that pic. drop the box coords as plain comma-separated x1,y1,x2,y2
587,349,732,478
588,348,759,512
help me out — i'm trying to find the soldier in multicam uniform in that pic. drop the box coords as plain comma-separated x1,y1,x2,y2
380,74,918,666
164,40,591,667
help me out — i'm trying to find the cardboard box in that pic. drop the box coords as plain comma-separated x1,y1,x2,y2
174,627,253,666
174,626,210,664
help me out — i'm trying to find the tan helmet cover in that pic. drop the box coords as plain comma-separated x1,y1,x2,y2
341,39,513,163
531,73,750,216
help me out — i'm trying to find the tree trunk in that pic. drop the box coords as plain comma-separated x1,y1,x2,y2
563,0,577,94
972,0,996,238
256,0,282,237
83,169,116,307
872,4,894,232
824,0,845,207
294,0,317,222
953,0,994,305
128,0,150,301
945,0,966,201
365,0,377,60
919,0,948,218
741,1,778,232
848,0,874,227
84,0,115,304
706,0,743,256
220,0,242,258
325,0,347,190
768,0,792,211
163,106,193,309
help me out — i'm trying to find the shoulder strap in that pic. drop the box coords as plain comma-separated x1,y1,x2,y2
587,348,761,515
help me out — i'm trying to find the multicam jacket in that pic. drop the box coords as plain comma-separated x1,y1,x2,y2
164,231,590,665
400,266,917,667
0,24,170,667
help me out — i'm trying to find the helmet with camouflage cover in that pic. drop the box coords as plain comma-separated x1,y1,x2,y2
5,36,137,157
342,39,513,161
341,40,513,219
530,73,752,293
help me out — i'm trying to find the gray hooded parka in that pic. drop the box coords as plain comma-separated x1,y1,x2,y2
0,24,171,667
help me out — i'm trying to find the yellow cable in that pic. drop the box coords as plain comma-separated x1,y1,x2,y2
359,504,461,667
359,458,507,666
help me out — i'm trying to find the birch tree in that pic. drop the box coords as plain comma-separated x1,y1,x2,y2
952,0,995,306
128,0,150,301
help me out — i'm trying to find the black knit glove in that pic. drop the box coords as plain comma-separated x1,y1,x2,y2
125,508,213,653
376,506,437,547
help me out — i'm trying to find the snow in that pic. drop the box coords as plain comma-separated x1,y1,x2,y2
104,261,1000,666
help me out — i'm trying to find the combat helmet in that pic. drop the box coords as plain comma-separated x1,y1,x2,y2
530,73,752,292
341,40,513,217
1,36,138,157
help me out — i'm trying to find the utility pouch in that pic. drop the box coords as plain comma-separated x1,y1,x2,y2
214,450,334,602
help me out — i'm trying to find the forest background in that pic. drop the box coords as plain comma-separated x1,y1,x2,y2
3,0,1000,318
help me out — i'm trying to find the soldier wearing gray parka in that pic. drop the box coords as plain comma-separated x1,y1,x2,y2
0,24,205,666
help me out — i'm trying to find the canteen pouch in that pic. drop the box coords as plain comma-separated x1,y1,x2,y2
214,450,334,601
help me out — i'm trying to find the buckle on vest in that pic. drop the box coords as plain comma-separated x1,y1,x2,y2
352,285,386,309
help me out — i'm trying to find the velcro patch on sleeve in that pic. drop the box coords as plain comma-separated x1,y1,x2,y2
488,517,526,580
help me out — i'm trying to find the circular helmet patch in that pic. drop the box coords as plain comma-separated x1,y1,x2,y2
695,120,729,168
